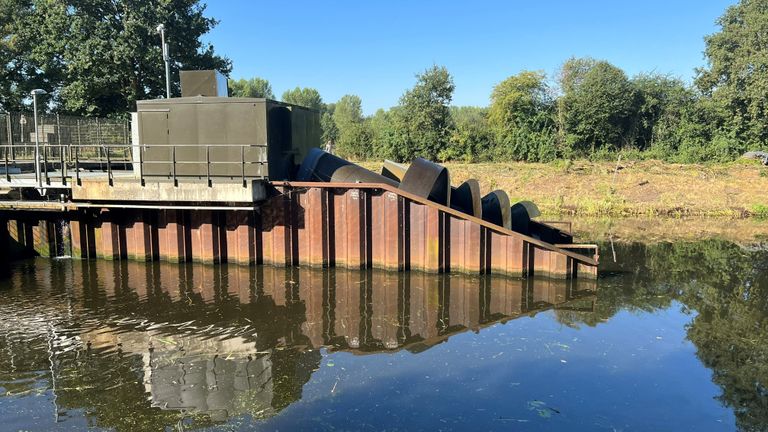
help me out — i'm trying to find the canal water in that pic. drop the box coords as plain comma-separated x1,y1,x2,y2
0,229,766,430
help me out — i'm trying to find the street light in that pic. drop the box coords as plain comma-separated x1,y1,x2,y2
30,88,47,188
156,24,171,98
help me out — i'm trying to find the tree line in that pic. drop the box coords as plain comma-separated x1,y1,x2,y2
3,0,766,163
232,0,767,164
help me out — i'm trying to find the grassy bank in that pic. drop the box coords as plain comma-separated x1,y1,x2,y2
361,159,768,218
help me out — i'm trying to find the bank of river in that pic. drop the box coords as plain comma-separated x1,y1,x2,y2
362,159,768,218
0,218,766,431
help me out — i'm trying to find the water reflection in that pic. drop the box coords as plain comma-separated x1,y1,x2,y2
0,260,596,430
3,238,767,431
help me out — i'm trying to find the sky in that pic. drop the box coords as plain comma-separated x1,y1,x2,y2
202,0,737,115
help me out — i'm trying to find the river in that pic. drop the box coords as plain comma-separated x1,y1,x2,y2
0,218,767,431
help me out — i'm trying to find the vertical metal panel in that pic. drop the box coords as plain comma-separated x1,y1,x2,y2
408,201,425,271
31,219,52,258
157,209,187,262
189,210,220,264
94,219,119,260
125,211,152,261
225,210,255,265
369,190,401,270
296,188,326,267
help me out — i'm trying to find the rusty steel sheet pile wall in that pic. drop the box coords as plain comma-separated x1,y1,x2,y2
0,183,597,280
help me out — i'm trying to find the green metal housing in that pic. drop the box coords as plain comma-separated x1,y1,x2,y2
135,96,321,181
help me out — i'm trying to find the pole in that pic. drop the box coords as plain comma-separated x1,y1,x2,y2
33,94,41,188
160,26,171,98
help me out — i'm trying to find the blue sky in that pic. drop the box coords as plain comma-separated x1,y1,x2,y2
202,1,736,115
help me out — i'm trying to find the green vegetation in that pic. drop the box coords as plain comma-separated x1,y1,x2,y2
229,77,274,98
278,0,768,164
1,0,230,116
3,0,766,163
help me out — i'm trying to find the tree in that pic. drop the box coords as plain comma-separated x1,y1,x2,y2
559,58,639,153
2,0,231,116
696,0,768,149
332,94,371,159
369,107,405,160
488,71,556,161
321,102,337,147
281,87,323,110
393,65,455,161
229,77,274,98
631,73,696,151
440,106,492,162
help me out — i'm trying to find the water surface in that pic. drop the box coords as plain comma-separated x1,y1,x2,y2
0,236,766,431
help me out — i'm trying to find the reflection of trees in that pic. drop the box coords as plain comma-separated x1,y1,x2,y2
561,239,768,431
0,261,595,431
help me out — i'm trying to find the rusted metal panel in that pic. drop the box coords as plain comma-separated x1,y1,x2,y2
31,219,53,257
296,187,326,267
94,218,120,260
225,210,255,265
0,183,598,280
125,211,152,261
189,210,220,264
370,190,401,270
260,192,290,266
407,200,425,271
157,209,187,262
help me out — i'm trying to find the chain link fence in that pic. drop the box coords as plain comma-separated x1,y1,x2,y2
0,112,132,163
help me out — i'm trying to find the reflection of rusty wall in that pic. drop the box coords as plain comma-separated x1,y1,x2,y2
0,258,597,423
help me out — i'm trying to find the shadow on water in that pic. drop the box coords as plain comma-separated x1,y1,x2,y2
0,235,767,431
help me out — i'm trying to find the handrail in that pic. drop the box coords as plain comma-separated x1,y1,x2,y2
0,143,269,187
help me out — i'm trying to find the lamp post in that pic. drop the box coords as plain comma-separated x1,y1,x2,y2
30,89,47,188
156,24,171,98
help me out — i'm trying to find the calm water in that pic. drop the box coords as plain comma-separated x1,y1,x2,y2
0,238,767,431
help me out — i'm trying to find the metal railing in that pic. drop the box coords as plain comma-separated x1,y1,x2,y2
0,142,268,188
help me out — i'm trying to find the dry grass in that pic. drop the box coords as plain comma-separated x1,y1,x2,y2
360,159,768,218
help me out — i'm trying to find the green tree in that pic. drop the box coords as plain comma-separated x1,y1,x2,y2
631,73,696,151
0,0,60,111
229,77,274,98
393,65,456,161
369,107,405,160
696,0,768,149
333,94,371,159
559,58,639,154
281,87,323,110
440,106,492,162
488,71,557,161
321,102,337,147
2,0,231,116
